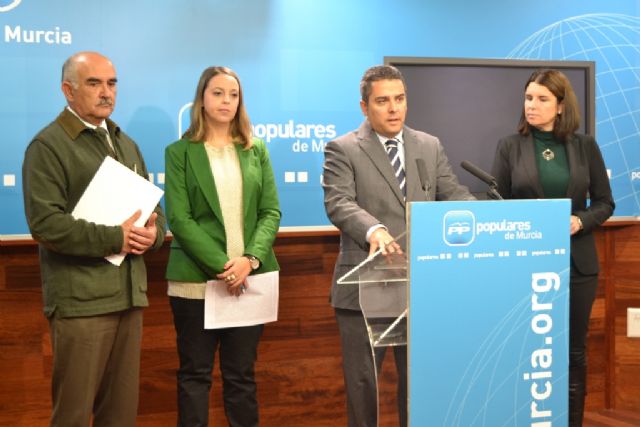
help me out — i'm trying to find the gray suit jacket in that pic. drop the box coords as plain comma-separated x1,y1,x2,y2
323,120,474,310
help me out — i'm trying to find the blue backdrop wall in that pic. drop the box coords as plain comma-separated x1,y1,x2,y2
1,0,639,236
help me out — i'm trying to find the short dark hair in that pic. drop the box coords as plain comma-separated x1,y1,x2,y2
360,65,406,103
517,69,580,142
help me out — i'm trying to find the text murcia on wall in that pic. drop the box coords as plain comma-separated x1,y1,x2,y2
5,25,72,44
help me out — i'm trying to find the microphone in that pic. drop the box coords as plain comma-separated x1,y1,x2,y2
460,161,496,186
416,159,429,191
460,160,503,200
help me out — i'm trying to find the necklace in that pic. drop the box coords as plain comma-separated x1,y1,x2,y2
542,148,555,161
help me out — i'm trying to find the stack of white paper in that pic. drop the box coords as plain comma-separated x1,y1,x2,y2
205,271,279,328
71,156,164,266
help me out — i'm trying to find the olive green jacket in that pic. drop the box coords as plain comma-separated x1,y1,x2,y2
164,137,280,282
22,109,166,318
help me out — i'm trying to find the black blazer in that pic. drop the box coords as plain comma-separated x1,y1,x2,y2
491,133,614,275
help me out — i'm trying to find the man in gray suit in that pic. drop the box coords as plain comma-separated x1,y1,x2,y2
322,65,474,427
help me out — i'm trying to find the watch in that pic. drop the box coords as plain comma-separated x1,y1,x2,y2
244,255,260,270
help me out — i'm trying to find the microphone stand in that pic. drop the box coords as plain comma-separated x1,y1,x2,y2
458,161,504,200
487,181,503,200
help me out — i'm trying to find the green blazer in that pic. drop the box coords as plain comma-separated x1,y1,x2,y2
164,137,280,282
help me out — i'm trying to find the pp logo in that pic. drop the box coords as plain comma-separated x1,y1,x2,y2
443,210,475,246
0,0,21,13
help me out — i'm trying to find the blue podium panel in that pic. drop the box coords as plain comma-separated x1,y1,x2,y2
408,200,570,427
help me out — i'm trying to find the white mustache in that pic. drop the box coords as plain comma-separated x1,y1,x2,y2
97,98,113,107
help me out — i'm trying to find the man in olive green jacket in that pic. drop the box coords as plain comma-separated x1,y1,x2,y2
22,51,165,427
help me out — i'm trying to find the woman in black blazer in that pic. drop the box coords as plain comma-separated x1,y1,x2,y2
491,69,614,427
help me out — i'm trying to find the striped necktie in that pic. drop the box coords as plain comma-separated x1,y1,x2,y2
384,138,406,197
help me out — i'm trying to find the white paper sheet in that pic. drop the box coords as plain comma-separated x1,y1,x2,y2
204,271,279,329
71,156,164,266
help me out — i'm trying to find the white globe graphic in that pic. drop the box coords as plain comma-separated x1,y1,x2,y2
507,13,640,216
0,0,21,13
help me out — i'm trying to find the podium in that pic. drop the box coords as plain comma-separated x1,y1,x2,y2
337,231,408,348
409,199,570,426
337,232,408,425
340,199,570,426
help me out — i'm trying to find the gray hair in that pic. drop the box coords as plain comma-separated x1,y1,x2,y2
61,51,110,88
61,53,81,87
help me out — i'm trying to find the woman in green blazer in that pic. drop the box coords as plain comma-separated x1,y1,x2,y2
165,66,280,427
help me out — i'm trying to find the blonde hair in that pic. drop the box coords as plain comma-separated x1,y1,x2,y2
184,66,252,147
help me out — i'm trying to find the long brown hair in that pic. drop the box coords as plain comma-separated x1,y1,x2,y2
183,66,252,147
517,69,580,142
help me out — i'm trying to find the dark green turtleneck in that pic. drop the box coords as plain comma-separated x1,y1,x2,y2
533,128,569,198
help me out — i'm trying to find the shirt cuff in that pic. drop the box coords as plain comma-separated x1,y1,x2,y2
366,224,387,243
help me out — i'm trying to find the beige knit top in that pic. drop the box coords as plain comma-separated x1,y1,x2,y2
167,143,244,299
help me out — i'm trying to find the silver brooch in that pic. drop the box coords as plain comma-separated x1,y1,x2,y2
542,148,555,161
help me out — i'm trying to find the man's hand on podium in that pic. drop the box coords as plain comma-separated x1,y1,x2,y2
369,228,403,257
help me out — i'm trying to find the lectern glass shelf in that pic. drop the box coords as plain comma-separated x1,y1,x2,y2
337,232,408,348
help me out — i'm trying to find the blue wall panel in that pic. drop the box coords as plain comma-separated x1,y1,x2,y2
1,0,638,235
